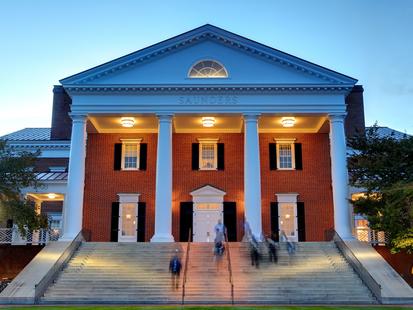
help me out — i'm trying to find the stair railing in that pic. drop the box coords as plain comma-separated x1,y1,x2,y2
181,228,191,305
224,233,234,305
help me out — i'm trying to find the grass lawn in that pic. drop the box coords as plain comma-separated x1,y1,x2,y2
0,306,411,310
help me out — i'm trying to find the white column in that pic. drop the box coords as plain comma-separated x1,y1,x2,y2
60,115,87,241
243,114,263,239
151,114,174,242
329,113,353,239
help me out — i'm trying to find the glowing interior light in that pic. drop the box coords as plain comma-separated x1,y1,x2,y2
126,214,131,220
121,117,135,128
47,193,56,199
202,117,215,127
281,117,296,128
285,214,291,219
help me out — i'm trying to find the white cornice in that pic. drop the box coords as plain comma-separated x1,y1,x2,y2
64,84,353,95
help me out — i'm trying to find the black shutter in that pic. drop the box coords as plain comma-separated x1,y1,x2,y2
137,202,146,242
111,202,120,242
192,143,199,170
139,143,147,171
114,143,122,170
295,143,303,170
223,202,237,241
180,202,193,242
217,143,225,170
270,202,279,241
269,143,277,170
297,202,306,241
6,219,13,228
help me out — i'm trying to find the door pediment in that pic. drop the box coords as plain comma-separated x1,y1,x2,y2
190,184,226,204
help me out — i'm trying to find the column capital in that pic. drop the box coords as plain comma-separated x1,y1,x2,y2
328,113,346,123
156,113,174,122
243,113,261,122
69,113,88,123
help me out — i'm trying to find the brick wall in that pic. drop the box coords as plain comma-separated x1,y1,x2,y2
374,246,413,287
345,85,365,138
51,86,72,140
83,132,334,242
172,133,244,240
260,133,334,241
83,133,157,241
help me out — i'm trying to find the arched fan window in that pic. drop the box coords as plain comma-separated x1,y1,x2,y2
188,60,228,78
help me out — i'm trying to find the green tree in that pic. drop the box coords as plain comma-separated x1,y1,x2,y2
348,125,413,253
0,140,47,232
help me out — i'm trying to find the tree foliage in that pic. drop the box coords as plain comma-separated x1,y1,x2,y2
0,140,48,232
348,125,413,253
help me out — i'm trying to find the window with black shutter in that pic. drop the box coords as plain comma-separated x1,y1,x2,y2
114,139,147,171
271,139,303,170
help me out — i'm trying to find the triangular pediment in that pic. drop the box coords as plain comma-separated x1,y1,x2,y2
60,24,357,87
190,184,226,197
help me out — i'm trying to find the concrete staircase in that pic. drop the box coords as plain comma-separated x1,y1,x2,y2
230,242,376,304
183,243,232,304
41,242,185,304
40,241,376,304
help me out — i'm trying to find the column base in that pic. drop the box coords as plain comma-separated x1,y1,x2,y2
150,233,175,242
59,234,76,242
336,229,355,241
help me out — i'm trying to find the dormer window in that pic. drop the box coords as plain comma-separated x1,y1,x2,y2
188,60,228,78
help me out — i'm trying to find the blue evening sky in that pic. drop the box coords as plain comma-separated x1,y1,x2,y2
0,0,412,136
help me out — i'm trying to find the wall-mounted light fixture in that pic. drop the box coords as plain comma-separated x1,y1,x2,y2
121,117,135,128
202,117,215,128
281,117,296,128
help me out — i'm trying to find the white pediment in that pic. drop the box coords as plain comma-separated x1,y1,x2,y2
60,25,356,88
190,185,226,198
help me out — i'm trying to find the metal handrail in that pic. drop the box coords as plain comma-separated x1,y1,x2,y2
329,229,382,302
224,233,234,305
181,228,191,305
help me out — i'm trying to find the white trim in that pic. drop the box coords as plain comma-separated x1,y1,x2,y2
274,138,296,170
190,185,226,204
120,138,142,171
117,193,140,242
197,138,219,171
276,193,299,203
188,59,229,79
117,193,140,203
276,193,299,242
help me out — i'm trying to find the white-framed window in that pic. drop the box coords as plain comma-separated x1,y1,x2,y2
198,138,219,170
188,60,228,78
47,212,62,230
121,139,142,170
275,138,296,170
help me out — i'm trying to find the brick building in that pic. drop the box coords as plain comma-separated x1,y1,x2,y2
2,24,365,243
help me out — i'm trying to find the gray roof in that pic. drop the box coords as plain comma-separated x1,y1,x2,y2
366,126,410,140
35,172,68,181
0,128,51,141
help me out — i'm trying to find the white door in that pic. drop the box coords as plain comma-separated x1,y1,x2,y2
193,203,222,242
279,202,298,242
118,203,137,242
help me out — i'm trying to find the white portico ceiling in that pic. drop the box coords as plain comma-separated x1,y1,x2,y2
87,114,328,134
